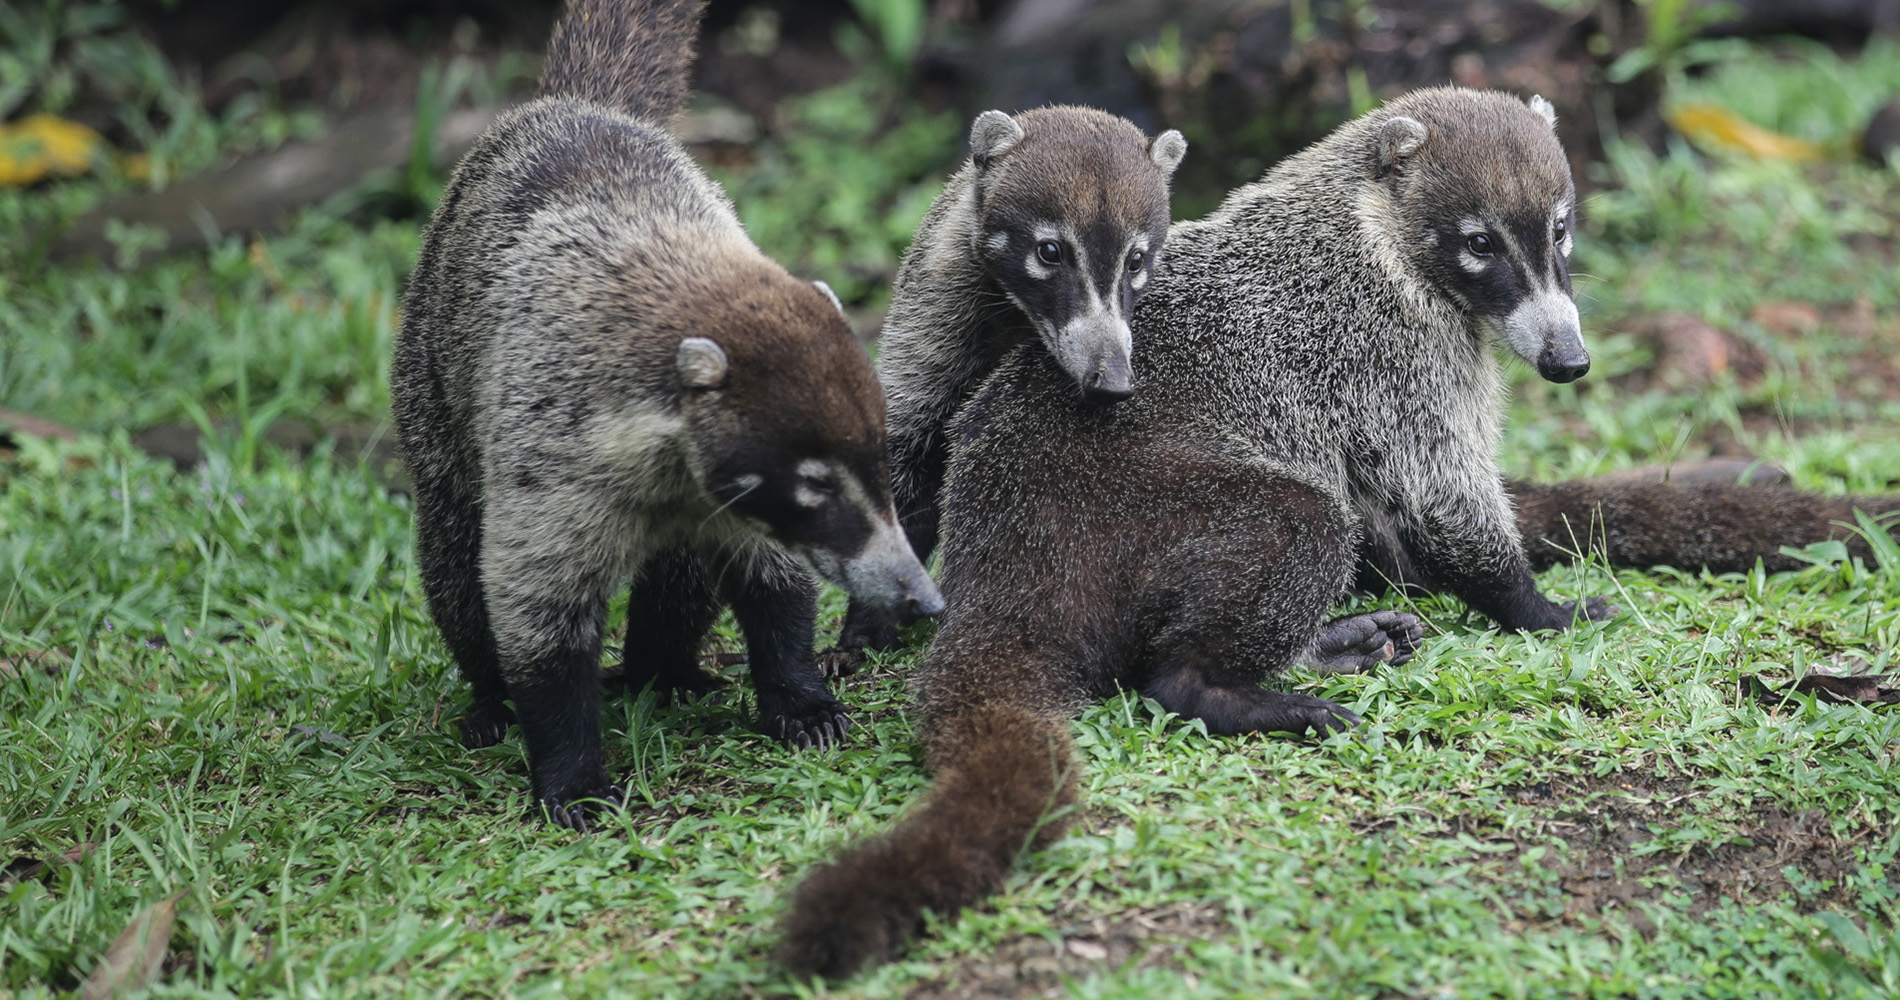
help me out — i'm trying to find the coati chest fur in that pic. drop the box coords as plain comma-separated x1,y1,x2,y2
824,106,1187,670
390,0,939,830
778,88,1598,978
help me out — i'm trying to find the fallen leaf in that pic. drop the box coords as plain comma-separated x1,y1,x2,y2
1751,301,1823,338
1668,103,1825,162
1066,938,1110,960
81,893,181,1000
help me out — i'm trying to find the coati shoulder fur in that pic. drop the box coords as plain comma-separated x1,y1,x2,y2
824,106,1187,670
390,0,941,829
778,87,1603,977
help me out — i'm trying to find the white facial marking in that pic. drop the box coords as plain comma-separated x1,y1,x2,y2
1458,215,1495,273
1024,224,1070,280
984,231,1010,255
1498,287,1582,365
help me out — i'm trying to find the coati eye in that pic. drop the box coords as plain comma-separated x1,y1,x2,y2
1552,220,1568,244
1466,232,1494,256
1125,249,1145,272
1037,241,1062,265
800,474,838,497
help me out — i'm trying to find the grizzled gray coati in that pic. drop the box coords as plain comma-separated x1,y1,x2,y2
823,106,1187,672
391,0,941,829
778,88,1599,977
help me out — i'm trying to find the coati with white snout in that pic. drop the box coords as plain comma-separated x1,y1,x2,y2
824,106,1188,671
391,0,941,830
778,88,1601,978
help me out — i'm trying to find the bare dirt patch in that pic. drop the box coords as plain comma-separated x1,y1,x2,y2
1501,774,1878,935
907,900,1228,1000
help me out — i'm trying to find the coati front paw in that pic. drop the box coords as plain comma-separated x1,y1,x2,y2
819,607,904,677
761,694,852,751
1278,692,1364,737
1309,610,1425,674
460,698,516,749
1560,596,1619,625
539,780,627,833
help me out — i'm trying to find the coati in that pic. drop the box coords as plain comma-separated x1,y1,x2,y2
390,0,941,829
778,88,1603,978
823,106,1188,672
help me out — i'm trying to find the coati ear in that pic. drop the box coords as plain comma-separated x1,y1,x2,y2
970,110,1024,168
1149,129,1188,175
812,280,845,317
1528,95,1558,130
676,337,729,390
1374,115,1427,177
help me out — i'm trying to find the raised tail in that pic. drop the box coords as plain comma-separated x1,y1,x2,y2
1512,479,1900,575
537,0,706,122
777,702,1079,979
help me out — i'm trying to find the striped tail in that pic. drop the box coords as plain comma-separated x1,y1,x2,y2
537,0,706,123
777,702,1079,979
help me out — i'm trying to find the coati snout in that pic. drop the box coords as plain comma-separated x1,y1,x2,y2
969,108,1186,402
676,329,942,622
1381,95,1590,384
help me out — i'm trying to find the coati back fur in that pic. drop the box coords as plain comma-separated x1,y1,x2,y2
826,106,1188,669
391,0,940,829
777,87,1597,977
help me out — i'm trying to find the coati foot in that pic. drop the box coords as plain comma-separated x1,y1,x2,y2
1309,610,1425,674
460,698,516,749
814,645,868,679
1560,596,1620,625
1147,666,1363,737
540,781,627,833
762,694,852,750
818,613,903,678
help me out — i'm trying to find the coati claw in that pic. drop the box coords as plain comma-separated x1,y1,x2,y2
543,783,627,833
767,701,851,751
815,646,865,679
1560,596,1620,624
460,698,517,749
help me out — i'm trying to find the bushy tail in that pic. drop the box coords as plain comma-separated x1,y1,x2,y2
1512,480,1900,574
538,0,706,122
777,702,1080,980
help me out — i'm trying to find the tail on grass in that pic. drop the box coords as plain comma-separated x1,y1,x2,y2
1512,480,1900,574
538,0,706,123
776,702,1080,980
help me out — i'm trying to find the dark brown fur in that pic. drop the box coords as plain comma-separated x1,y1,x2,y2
1512,481,1900,574
537,0,701,122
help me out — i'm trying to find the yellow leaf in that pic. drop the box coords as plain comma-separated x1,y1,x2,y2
1667,103,1825,162
0,113,111,186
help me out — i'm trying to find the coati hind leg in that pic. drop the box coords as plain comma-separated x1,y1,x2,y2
619,545,725,702
718,556,851,750
1138,469,1402,735
407,448,514,749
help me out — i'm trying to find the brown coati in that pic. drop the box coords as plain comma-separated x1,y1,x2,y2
776,87,1585,977
1509,478,1900,576
390,0,941,829
822,106,1188,672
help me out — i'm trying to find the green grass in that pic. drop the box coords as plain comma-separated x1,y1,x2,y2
5,35,1900,1000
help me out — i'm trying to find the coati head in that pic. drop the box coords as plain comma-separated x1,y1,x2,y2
967,106,1187,401
1374,89,1589,383
673,270,944,622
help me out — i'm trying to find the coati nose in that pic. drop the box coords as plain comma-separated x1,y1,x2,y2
896,573,946,624
1082,355,1134,403
1537,345,1591,384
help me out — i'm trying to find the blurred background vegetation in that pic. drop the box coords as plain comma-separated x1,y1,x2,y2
4,4,1900,997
